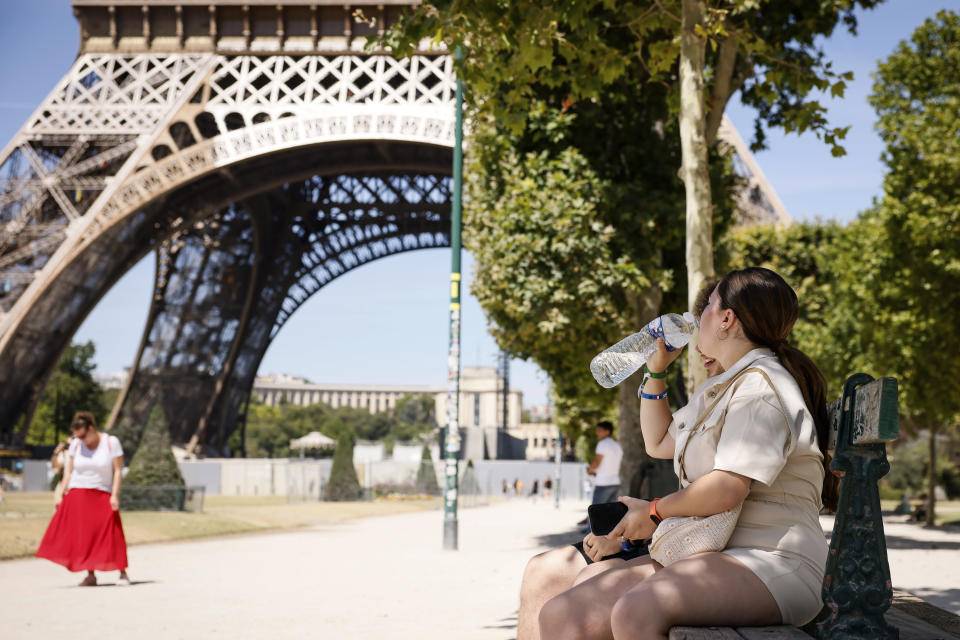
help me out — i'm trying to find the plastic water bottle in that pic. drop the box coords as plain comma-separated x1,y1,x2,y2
590,312,700,388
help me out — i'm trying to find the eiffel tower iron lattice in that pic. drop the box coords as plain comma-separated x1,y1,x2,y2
0,1,789,452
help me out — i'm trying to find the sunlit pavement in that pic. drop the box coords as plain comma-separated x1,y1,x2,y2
0,499,586,640
1,500,956,639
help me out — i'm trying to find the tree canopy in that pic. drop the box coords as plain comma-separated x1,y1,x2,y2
381,2,883,396
381,0,877,154
721,11,960,523
231,393,438,458
27,342,108,446
863,10,960,523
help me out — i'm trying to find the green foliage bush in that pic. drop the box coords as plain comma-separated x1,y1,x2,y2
878,482,905,502
414,444,440,495
325,433,362,501
231,393,436,458
121,406,185,510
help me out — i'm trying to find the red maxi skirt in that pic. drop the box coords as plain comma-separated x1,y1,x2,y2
36,488,128,572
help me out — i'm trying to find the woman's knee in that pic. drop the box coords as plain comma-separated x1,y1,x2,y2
539,593,603,640
610,587,670,640
522,549,577,599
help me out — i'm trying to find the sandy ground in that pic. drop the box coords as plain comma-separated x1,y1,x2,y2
0,500,957,639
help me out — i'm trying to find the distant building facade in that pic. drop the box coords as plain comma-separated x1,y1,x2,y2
509,423,561,461
253,366,523,431
94,370,129,390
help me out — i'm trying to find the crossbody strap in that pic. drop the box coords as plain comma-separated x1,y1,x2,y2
676,366,782,487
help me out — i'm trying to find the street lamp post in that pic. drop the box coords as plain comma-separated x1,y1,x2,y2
554,430,562,510
443,49,465,551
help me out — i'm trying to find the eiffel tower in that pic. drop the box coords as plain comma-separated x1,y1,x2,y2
0,1,789,454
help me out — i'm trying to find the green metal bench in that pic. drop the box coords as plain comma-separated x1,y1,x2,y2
671,374,902,640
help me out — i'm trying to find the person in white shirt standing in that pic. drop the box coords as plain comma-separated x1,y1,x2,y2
587,421,623,506
36,411,131,587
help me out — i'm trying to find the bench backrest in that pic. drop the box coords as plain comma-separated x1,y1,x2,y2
826,375,899,450
819,373,899,640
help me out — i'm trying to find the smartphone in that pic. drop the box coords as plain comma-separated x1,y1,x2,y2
587,501,628,536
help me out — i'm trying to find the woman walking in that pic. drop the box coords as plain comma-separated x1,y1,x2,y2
36,411,131,586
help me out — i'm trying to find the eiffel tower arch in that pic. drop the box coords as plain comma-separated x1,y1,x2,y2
0,1,789,452
0,1,457,452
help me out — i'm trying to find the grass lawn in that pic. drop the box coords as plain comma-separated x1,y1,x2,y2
0,492,440,560
880,499,960,527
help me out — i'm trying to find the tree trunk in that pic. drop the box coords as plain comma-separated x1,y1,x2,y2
926,425,937,526
619,287,661,496
679,0,714,395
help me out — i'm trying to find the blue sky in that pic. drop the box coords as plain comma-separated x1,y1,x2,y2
0,1,953,407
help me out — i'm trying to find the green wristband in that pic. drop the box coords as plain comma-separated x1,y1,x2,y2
643,364,667,379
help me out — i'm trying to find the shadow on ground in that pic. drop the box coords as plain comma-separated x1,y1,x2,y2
483,611,517,639
56,580,158,589
882,535,960,551
534,527,584,548
906,588,960,616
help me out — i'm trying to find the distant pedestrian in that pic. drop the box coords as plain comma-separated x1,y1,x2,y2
501,479,509,497
543,475,553,500
575,420,622,529
50,439,71,505
36,412,131,587
514,477,524,496
530,479,540,502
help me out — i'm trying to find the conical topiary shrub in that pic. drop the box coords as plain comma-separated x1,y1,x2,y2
121,405,185,510
325,432,362,501
461,459,482,507
414,444,440,495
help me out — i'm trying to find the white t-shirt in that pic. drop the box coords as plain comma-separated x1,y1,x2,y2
68,434,123,493
594,437,623,486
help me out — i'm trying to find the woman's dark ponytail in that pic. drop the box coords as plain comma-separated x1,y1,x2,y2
717,268,839,512
773,343,839,512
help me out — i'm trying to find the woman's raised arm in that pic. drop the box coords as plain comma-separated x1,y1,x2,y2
640,339,682,459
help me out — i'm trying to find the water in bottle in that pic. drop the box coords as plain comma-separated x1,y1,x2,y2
590,312,699,388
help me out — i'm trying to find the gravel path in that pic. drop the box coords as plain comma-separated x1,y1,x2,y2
1,500,956,639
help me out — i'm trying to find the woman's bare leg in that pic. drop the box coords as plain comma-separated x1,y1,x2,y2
539,556,662,640
610,552,781,640
517,546,587,640
572,557,627,586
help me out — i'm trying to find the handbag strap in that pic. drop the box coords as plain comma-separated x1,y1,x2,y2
676,366,781,487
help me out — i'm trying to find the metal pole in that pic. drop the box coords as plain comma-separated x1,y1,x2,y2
554,430,562,509
54,385,61,446
443,47,465,551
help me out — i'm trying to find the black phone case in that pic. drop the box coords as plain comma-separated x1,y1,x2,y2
587,501,628,536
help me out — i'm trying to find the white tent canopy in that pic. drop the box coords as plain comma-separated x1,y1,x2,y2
289,431,336,451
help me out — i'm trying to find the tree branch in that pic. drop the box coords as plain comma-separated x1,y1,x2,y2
652,0,682,24
705,32,738,146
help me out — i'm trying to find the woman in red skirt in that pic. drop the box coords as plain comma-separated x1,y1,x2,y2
36,411,131,586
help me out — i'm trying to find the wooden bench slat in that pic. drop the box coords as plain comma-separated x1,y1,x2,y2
669,627,748,639
669,626,809,639
826,376,899,448
885,607,960,640
736,627,811,639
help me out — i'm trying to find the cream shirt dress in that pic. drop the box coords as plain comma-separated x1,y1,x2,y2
668,348,828,626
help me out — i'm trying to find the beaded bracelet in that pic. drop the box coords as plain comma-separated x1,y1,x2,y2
640,390,668,400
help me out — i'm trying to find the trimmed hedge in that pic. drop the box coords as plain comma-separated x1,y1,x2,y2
325,432,362,501
121,406,185,510
414,444,440,495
